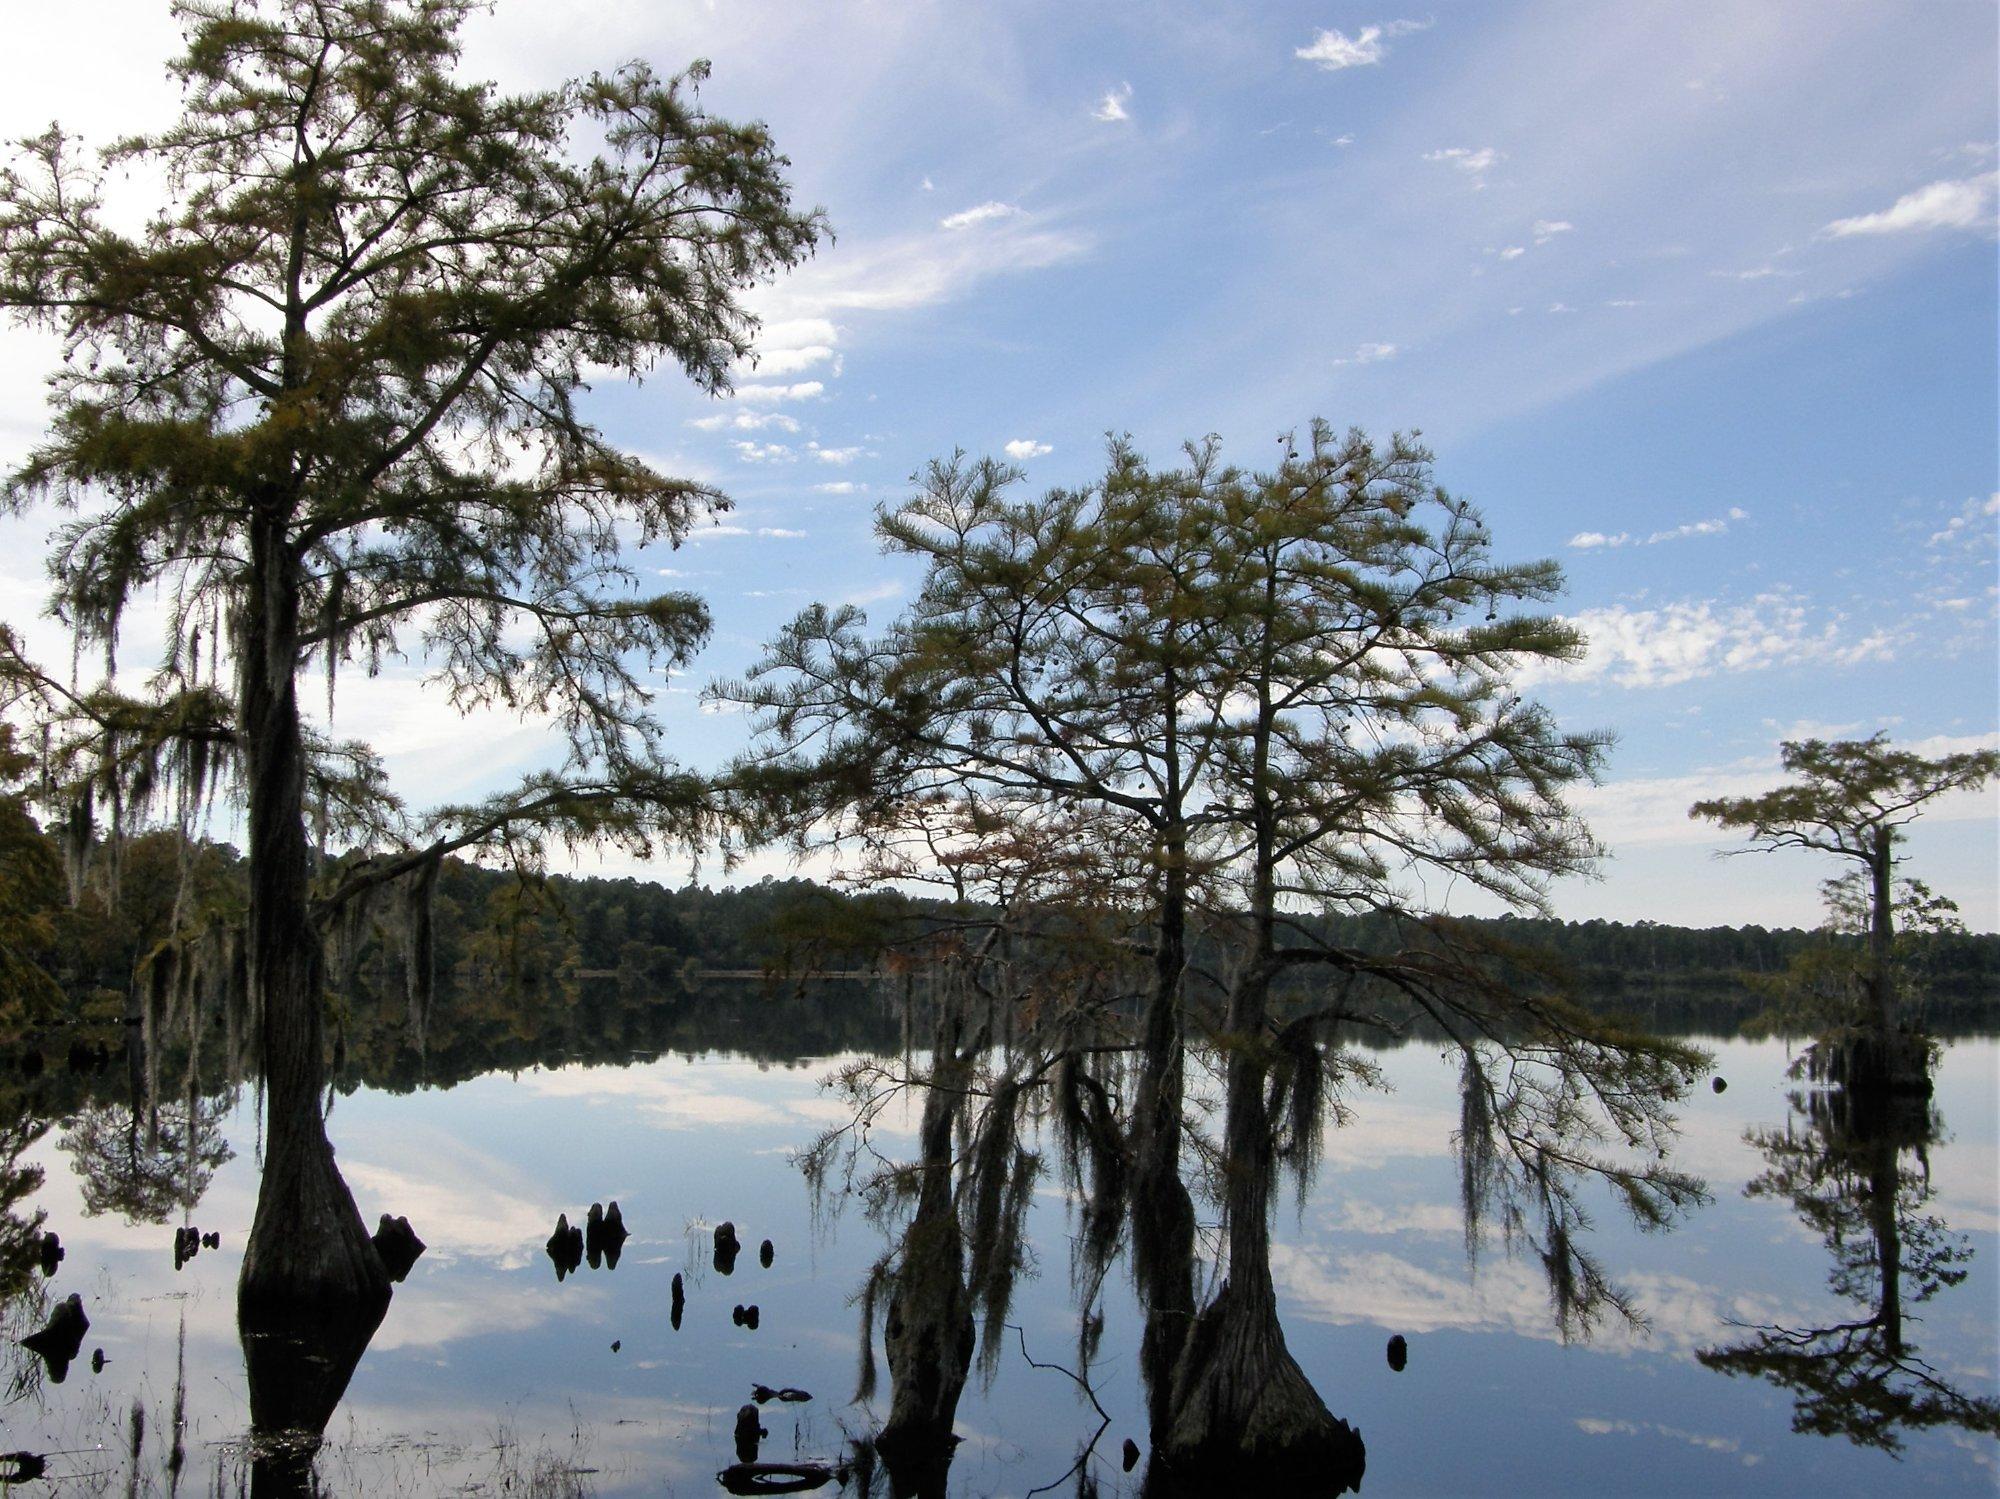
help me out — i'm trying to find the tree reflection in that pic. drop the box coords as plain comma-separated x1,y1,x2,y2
239,1297,389,1496
57,1094,233,1225
1698,1078,2000,1452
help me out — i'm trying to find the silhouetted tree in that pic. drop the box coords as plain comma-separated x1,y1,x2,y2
733,425,1707,1484
0,0,821,1323
1693,736,1995,1088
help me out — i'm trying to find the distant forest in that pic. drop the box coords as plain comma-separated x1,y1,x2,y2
21,831,2000,1048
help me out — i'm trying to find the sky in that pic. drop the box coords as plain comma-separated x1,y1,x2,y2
0,1,1994,930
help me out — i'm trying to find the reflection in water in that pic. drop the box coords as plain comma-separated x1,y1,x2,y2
58,1093,233,1225
1699,1071,2000,1452
240,1288,390,1496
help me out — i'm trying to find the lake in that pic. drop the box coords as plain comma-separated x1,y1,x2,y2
3,1007,1996,1495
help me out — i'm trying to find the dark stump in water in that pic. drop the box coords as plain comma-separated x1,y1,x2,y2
602,1201,629,1269
371,1215,426,1283
546,1213,584,1280
1386,1334,1408,1372
759,1238,774,1269
715,1220,742,1275
20,1292,89,1383
734,1402,767,1464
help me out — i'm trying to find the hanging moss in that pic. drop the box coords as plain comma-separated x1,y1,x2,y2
400,857,443,1047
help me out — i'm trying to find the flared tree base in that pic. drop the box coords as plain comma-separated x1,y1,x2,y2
1149,1279,1365,1498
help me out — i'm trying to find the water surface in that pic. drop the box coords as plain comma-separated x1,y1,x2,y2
4,1021,1995,1494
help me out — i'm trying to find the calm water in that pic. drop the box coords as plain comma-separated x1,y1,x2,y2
3,1021,1996,1495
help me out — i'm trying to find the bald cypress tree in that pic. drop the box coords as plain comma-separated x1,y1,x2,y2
0,0,821,1318
731,425,1706,1487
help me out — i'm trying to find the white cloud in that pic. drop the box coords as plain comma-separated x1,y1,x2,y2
1570,508,1745,550
940,201,1023,231
1526,592,1896,689
811,444,863,465
1647,517,1725,543
1498,246,1526,260
1092,83,1132,123
1822,172,1999,238
1330,132,1355,147
1425,146,1503,183
1547,301,1574,313
752,214,1091,318
732,380,825,404
1927,492,1999,548
1573,733,1999,849
1533,219,1574,243
731,440,794,463
1333,341,1398,365
813,481,863,494
1003,438,1052,459
1295,20,1429,72
688,411,800,433
743,344,834,376
1296,26,1386,71
758,527,808,538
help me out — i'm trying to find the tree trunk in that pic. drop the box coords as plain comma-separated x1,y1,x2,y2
236,513,387,1325
1867,830,1897,1038
1131,838,1195,1439
1152,964,1364,1494
876,1028,975,1499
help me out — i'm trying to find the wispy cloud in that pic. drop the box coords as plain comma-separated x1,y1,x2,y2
940,201,1023,231
1823,172,1998,237
810,443,864,465
1092,83,1132,123
730,440,794,463
1296,26,1387,71
1424,146,1502,186
1927,492,2000,548
687,411,800,432
813,481,864,494
732,380,825,404
1295,19,1431,72
1526,590,1893,689
1533,219,1573,243
1333,341,1398,365
756,215,1091,316
1003,438,1052,459
1568,507,1747,549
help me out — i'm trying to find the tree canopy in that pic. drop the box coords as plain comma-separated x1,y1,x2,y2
1692,735,1996,1051
727,424,1707,1482
0,0,823,1314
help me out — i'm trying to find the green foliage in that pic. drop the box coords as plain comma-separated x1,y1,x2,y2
0,0,824,1031
0,725,64,1030
1693,734,1996,1041
1691,736,1998,863
731,422,1710,1346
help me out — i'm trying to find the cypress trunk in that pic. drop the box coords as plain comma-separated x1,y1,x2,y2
1152,966,1363,1494
1131,846,1196,1439
236,515,388,1325
875,1032,976,1499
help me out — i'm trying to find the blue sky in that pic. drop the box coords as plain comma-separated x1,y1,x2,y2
0,1,1994,929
